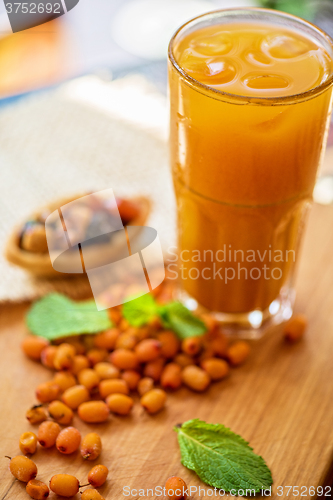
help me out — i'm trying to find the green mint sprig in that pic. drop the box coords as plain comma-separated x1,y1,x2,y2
122,295,207,340
122,294,158,327
26,293,113,340
158,301,207,339
175,419,273,494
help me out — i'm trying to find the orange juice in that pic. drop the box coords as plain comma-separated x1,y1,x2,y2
168,10,333,329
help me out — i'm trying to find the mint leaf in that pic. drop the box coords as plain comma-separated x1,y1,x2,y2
159,302,207,339
122,294,159,327
26,293,112,340
175,419,273,494
122,294,207,339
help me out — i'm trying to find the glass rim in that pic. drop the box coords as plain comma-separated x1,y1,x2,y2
168,7,333,105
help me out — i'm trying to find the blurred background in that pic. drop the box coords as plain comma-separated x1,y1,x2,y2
1,0,333,101
2,0,333,303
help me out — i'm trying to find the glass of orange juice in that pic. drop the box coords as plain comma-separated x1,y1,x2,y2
168,8,333,337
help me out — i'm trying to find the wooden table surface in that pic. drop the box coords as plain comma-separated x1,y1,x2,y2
1,202,333,500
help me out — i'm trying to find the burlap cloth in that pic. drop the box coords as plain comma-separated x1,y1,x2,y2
0,74,176,302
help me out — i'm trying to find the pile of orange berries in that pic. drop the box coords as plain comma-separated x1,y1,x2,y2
22,309,251,423
8,275,307,498
14,298,251,498
21,307,306,419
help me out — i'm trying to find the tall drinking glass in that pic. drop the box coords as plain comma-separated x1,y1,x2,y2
168,8,333,337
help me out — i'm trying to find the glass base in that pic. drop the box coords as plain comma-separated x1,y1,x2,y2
177,287,295,339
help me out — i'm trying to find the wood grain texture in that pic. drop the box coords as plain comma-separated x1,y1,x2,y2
1,203,333,500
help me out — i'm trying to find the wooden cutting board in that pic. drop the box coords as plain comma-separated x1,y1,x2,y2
1,202,333,500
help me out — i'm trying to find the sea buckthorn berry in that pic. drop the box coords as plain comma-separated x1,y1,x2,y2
201,358,229,381
88,464,108,488
83,335,96,352
99,378,129,398
198,345,216,363
78,401,109,423
81,432,102,461
157,331,180,359
81,489,105,500
121,370,141,390
41,345,58,369
118,198,140,222
161,363,182,390
94,328,120,350
143,357,165,382
62,384,90,409
115,331,139,350
71,354,90,375
110,348,139,370
227,341,251,366
135,326,152,341
108,308,122,325
181,336,202,356
35,381,60,403
106,394,134,415
95,362,120,380
165,476,188,500
50,337,63,346
53,343,76,371
78,369,100,391
283,314,307,343
87,348,109,366
26,479,50,499
49,474,79,497
62,337,86,355
119,318,130,331
135,339,161,362
182,365,210,392
56,426,81,454
210,331,229,357
38,421,61,448
140,388,167,414
19,432,38,455
26,405,48,425
147,316,162,331
48,400,74,425
7,455,37,482
174,353,194,368
138,377,154,396
53,371,76,392
201,313,219,334
22,336,49,361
